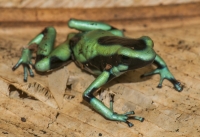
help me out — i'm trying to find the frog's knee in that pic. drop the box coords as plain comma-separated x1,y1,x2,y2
35,58,50,72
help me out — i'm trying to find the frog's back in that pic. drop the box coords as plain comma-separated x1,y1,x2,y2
70,29,155,75
72,29,119,59
70,30,122,74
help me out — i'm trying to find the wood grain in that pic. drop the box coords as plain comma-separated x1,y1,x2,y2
0,2,200,23
0,0,199,8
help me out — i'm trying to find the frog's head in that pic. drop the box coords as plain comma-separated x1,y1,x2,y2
98,35,155,70
98,35,154,50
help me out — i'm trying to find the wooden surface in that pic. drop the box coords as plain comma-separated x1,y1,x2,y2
1,2,200,24
0,3,200,137
0,0,200,8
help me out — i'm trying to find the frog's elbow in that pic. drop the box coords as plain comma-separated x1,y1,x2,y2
140,36,154,48
68,18,77,29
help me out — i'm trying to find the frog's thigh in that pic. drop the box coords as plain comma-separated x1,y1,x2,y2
35,40,71,72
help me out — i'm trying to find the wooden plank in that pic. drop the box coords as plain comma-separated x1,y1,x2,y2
0,2,200,23
1,21,200,137
0,0,200,8
0,3,200,137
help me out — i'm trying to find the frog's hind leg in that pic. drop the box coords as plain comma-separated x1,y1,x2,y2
141,55,183,92
34,34,73,72
12,27,56,81
68,18,124,36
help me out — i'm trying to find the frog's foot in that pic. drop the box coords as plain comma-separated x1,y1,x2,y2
141,67,183,92
108,94,144,127
12,48,34,82
108,111,144,127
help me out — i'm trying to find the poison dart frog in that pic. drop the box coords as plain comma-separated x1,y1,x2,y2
12,19,183,127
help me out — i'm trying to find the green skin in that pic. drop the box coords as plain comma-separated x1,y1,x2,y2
12,19,183,127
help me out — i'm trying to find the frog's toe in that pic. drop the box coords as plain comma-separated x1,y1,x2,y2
125,121,134,127
29,67,34,77
12,60,23,71
22,64,35,82
124,111,135,116
128,115,144,122
124,111,144,127
107,111,144,127
157,84,162,88
156,77,164,88
173,81,183,92
113,113,134,127
12,64,19,71
23,65,28,82
125,115,144,127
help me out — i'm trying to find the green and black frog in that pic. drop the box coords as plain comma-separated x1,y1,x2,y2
12,19,183,127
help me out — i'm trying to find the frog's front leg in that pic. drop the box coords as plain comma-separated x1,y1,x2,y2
141,55,183,91
83,71,144,127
